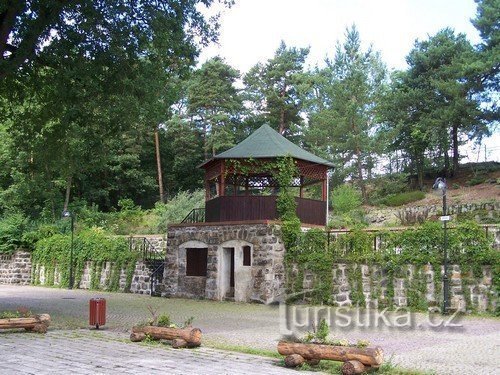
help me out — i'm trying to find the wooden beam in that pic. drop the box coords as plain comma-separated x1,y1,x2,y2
220,160,225,197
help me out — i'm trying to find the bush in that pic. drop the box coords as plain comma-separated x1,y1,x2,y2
377,191,425,207
331,185,362,214
0,213,29,253
368,174,408,203
154,189,205,231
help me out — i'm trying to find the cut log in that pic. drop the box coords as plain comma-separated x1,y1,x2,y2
172,338,187,349
277,341,383,366
130,332,146,342
306,358,320,366
341,360,366,375
131,326,202,347
0,314,51,332
284,354,305,368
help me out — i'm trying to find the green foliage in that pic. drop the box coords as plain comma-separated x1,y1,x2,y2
305,25,387,200
0,311,21,319
156,314,171,328
377,191,426,207
33,227,138,289
287,220,497,311
315,318,330,343
331,185,362,214
243,41,310,136
154,190,205,232
466,176,487,186
0,213,29,253
368,174,409,203
187,57,243,156
302,318,330,344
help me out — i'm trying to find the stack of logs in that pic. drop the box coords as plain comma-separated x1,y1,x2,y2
0,314,51,333
278,341,384,375
130,325,202,348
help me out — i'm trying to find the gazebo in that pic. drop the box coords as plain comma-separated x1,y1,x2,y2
196,124,334,226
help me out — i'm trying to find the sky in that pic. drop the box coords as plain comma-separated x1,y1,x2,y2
198,0,499,162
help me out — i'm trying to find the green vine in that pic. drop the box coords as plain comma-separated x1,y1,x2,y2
32,227,139,290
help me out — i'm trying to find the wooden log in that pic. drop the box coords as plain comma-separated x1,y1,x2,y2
0,314,51,332
172,338,188,349
341,360,366,375
306,358,320,366
130,332,146,342
284,354,305,368
132,326,202,346
277,341,383,366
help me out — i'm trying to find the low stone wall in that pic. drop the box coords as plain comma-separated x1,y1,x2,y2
32,260,154,294
297,263,496,313
0,250,32,285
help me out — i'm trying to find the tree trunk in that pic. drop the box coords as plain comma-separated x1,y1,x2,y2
415,153,424,191
154,127,165,203
0,314,51,332
63,175,72,211
277,341,384,366
341,360,367,375
444,149,450,177
279,108,286,134
355,147,366,202
131,326,202,346
203,121,209,160
284,354,305,367
452,124,459,176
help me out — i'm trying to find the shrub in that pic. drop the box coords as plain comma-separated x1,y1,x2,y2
154,189,205,231
368,174,408,203
0,213,29,253
157,314,171,327
377,191,425,207
331,185,362,214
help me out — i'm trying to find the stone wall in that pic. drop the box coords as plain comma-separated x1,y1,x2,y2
32,259,154,294
298,263,496,313
0,250,31,285
163,223,286,304
366,201,499,226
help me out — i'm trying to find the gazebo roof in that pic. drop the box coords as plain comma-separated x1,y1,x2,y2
201,124,334,168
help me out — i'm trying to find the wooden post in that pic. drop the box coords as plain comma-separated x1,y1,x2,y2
299,176,304,198
220,160,225,197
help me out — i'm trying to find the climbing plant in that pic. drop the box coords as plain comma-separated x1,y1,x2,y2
33,227,138,290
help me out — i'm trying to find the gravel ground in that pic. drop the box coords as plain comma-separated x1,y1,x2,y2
1,285,499,374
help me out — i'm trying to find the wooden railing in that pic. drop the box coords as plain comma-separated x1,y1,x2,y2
204,195,327,226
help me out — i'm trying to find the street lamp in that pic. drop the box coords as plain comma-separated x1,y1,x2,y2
432,177,449,314
62,210,75,290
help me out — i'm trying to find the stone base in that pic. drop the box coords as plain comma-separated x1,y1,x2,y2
164,223,286,304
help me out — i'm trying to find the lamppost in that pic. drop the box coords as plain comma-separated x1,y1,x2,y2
62,210,75,289
432,177,449,314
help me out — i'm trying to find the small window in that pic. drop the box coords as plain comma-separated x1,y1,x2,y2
186,248,208,276
243,246,251,266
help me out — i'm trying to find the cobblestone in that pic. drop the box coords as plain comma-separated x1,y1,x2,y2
1,285,500,374
0,330,307,375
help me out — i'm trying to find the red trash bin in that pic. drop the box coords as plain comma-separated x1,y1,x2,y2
89,298,106,329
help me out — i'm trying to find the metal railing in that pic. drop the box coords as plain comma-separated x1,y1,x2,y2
128,237,164,261
181,208,206,224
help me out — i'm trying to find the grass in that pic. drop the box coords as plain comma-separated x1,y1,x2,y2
204,341,282,358
205,340,432,375
378,191,426,207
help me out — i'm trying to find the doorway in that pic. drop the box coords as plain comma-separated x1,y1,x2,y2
222,247,235,299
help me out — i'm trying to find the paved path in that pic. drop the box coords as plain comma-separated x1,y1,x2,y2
1,285,500,374
1,330,305,375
